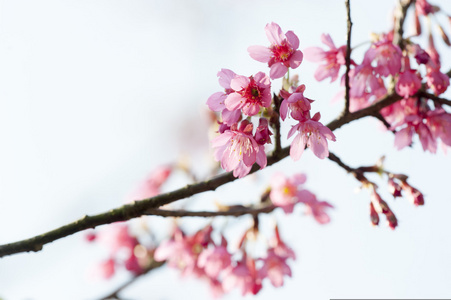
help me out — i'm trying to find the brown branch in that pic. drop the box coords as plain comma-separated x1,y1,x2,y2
393,0,414,49
144,205,276,218
271,94,283,157
418,91,451,107
0,89,408,258
343,0,353,115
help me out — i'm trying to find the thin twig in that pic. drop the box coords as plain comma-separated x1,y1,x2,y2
343,0,353,115
393,0,414,49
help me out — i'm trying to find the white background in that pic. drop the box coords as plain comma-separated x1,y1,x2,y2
0,0,450,299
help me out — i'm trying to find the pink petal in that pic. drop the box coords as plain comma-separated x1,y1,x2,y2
248,46,272,63
218,69,237,89
290,133,306,161
265,22,284,45
320,33,336,49
225,93,245,111
207,92,226,111
289,50,303,69
303,47,325,62
269,63,288,79
394,127,414,150
285,30,300,49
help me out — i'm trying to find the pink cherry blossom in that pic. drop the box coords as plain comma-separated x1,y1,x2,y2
394,116,437,153
270,226,296,260
212,120,267,178
222,257,262,296
426,109,451,147
279,84,313,121
225,72,271,116
96,258,116,279
364,37,402,77
248,22,303,79
350,62,385,98
97,223,138,255
154,226,212,277
258,249,292,287
425,68,450,95
395,68,422,98
299,190,334,224
269,172,307,214
288,112,336,160
415,0,437,16
207,69,241,125
197,244,232,278
127,165,172,202
303,33,346,82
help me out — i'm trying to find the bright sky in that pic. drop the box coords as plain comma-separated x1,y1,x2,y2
0,0,450,299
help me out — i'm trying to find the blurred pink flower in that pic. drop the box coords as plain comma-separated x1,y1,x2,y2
303,33,346,82
222,257,262,296
269,172,307,214
258,250,292,287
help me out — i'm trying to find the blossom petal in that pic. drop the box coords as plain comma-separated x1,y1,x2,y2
248,46,272,63
269,63,288,79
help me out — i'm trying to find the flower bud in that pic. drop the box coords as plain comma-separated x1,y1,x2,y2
369,202,380,226
387,178,402,198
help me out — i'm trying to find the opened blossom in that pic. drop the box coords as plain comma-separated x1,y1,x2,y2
304,33,346,82
269,172,307,213
396,59,422,98
212,120,267,178
222,257,262,296
258,249,292,287
225,72,271,116
248,22,303,79
207,69,241,125
288,112,336,160
364,36,402,77
299,190,334,224
197,241,232,278
279,84,313,121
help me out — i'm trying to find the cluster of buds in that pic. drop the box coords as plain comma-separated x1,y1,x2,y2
153,224,296,297
208,22,335,178
367,173,424,229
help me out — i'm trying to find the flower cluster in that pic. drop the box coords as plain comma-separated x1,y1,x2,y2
208,22,336,178
305,10,451,153
154,225,296,297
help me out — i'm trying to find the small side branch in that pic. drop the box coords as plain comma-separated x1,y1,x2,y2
343,0,353,115
419,91,451,107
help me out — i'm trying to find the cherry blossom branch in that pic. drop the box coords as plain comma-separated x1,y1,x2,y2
271,94,283,156
144,204,276,218
393,0,414,49
0,88,431,258
418,91,451,107
343,0,353,114
100,259,165,300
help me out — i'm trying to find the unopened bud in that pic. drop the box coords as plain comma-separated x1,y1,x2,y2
437,24,451,46
385,210,398,230
388,178,402,197
370,202,380,226
400,181,425,206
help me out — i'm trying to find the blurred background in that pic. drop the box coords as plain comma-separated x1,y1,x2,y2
0,0,450,299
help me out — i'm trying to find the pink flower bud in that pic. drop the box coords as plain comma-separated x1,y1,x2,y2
369,202,380,226
387,178,402,198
